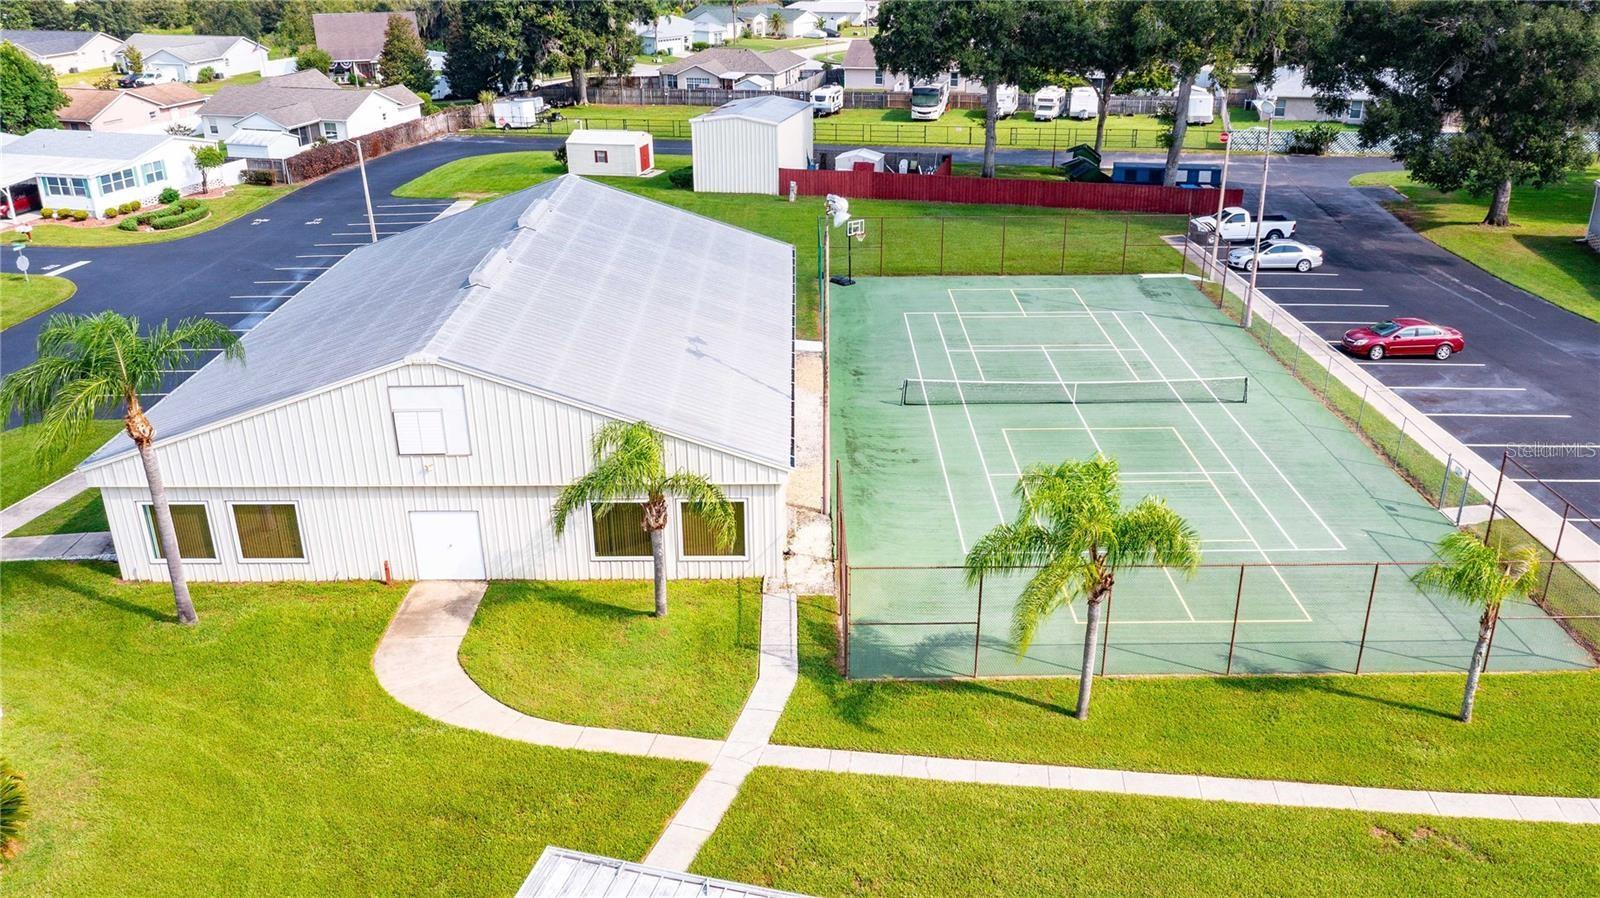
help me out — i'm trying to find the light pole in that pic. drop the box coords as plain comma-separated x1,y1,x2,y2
354,139,378,244
1208,121,1234,270
1242,98,1276,329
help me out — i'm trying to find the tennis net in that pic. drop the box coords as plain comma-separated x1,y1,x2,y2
900,376,1249,406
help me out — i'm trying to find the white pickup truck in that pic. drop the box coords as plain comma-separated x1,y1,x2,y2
1189,206,1297,242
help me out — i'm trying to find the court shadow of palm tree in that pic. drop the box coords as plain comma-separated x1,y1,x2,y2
1210,672,1455,720
21,560,175,624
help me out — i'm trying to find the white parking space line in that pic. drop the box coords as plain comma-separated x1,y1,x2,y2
1428,413,1572,419
43,260,91,277
315,242,368,247
1257,272,1341,277
1389,386,1527,392
230,294,294,299
1262,287,1366,292
1356,358,1486,367
368,211,441,216
1301,320,1372,325
275,266,331,270
1280,302,1389,308
205,311,261,315
332,231,408,237
253,280,306,284
376,202,449,207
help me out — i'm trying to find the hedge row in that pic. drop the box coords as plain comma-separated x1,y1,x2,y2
116,198,210,232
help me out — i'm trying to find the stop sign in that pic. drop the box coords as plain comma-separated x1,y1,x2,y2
1219,131,1231,144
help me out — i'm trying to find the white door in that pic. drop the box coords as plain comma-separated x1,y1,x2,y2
409,511,486,580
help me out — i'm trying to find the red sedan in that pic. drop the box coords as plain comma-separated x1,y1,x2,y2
1341,317,1465,360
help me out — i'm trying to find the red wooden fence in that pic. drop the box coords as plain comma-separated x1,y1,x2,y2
779,168,1241,216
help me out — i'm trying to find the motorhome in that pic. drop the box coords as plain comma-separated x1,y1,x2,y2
1186,88,1216,125
1068,86,1098,120
810,84,844,116
993,84,1019,118
1033,85,1066,121
909,81,949,120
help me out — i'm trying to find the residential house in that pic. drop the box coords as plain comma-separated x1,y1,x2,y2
0,29,123,74
79,175,794,584
634,16,697,57
766,7,821,38
0,130,222,219
57,84,206,134
683,4,775,41
196,69,422,159
313,10,420,83
121,33,268,83
427,49,450,100
1257,67,1372,123
792,1,873,28
660,48,813,92
839,39,985,94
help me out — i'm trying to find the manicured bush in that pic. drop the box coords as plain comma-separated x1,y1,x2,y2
241,169,275,186
147,205,209,230
117,217,139,231
128,200,141,212
72,210,88,221
158,187,180,204
38,208,53,218
55,209,74,220
197,66,218,83
103,207,119,219
668,166,693,190
0,760,27,864
1287,121,1343,155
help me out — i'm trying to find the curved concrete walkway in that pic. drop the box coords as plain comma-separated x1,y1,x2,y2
374,580,1600,871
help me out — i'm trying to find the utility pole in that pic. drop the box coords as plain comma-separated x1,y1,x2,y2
355,139,378,244
1242,100,1275,329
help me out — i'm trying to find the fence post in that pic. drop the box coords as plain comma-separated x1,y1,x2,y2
1099,591,1114,675
1059,214,1069,274
973,573,984,678
1484,452,1510,544
878,217,886,275
1541,502,1570,597
1120,217,1130,273
1356,383,1370,430
999,217,1008,275
1354,563,1380,674
1225,565,1246,674
1437,453,1455,509
939,217,946,276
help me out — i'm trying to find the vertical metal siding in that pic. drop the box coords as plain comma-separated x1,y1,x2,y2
691,117,781,194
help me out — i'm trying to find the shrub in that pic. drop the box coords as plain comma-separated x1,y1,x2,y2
241,169,275,186
128,200,141,212
72,210,88,221
691,41,710,51
197,66,218,83
1,761,27,864
296,47,332,74
668,166,693,190
1287,121,1343,155
117,217,139,231
38,208,52,218
103,207,119,218
147,205,209,230
421,99,439,116
55,209,74,220
553,146,568,169
159,187,180,205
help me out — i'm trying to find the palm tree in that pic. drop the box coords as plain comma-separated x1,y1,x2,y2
1411,530,1540,723
1,312,243,625
965,456,1201,719
552,420,735,618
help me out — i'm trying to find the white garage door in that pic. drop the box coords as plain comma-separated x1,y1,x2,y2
409,511,486,580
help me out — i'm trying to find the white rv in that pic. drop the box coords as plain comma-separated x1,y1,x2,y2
1033,85,1066,121
993,84,1019,118
1186,88,1216,125
909,81,949,121
810,84,844,116
1068,86,1098,120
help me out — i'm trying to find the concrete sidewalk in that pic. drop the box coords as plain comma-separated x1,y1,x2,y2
0,471,89,535
1,531,114,561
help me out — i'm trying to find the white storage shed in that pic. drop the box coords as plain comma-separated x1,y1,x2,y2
690,96,814,195
565,130,656,177
80,175,795,584
833,147,885,172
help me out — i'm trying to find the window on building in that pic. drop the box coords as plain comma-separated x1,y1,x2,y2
232,504,306,560
209,122,219,135
873,69,883,86
664,75,678,89
594,149,609,163
144,503,217,560
686,76,712,90
949,70,961,87
41,176,90,198
1347,99,1365,122
98,167,137,193
140,160,166,184
322,122,339,139
681,501,746,557
1272,97,1287,118
592,502,651,558
389,385,470,456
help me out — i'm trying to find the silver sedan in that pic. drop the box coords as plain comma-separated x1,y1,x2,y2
1227,239,1325,272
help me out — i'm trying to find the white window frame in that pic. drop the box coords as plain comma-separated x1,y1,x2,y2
1347,99,1365,122
42,176,90,198
1272,97,1287,118
227,500,309,564
140,501,220,563
873,69,883,86
593,149,609,163
388,385,471,457
322,121,339,139
678,499,749,561
392,408,449,455
686,76,712,90
588,500,654,561
140,160,167,184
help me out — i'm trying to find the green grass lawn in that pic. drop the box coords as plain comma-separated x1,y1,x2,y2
54,66,115,88
0,561,702,897
26,185,295,247
0,273,77,330
694,768,1600,898
6,488,107,537
772,597,1600,796
0,420,122,509
392,151,1188,338
458,579,762,739
193,70,264,95
1350,166,1600,322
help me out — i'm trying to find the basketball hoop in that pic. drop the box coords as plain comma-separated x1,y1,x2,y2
847,218,865,241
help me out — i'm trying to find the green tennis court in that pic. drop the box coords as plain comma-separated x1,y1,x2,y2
829,275,1594,678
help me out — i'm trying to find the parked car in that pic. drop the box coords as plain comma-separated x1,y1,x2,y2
1190,206,1297,242
1227,239,1324,272
800,29,828,39
1340,318,1465,361
118,71,165,88
822,25,840,37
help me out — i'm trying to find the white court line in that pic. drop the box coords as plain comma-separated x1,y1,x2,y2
1164,568,1197,622
1428,413,1571,419
967,345,1119,352
1008,289,1027,316
1071,288,1139,380
903,312,967,552
1389,386,1526,392
931,311,1007,522
948,292,988,380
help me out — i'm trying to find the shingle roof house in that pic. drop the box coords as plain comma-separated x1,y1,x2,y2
660,47,811,91
0,29,123,73
57,83,205,133
197,69,423,155
81,175,795,584
313,10,420,80
121,33,268,83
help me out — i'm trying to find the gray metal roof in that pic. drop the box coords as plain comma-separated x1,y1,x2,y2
516,847,815,898
694,95,812,125
125,33,257,63
1,130,183,183
0,29,113,57
84,175,794,470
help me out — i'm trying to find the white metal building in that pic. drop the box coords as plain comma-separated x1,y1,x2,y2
565,130,656,177
517,847,814,898
81,175,795,583
691,96,814,195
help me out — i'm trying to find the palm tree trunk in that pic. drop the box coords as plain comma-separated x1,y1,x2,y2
1076,591,1106,719
135,432,197,625
981,81,999,178
648,527,667,617
1460,608,1495,722
1162,77,1192,187
1482,178,1513,227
